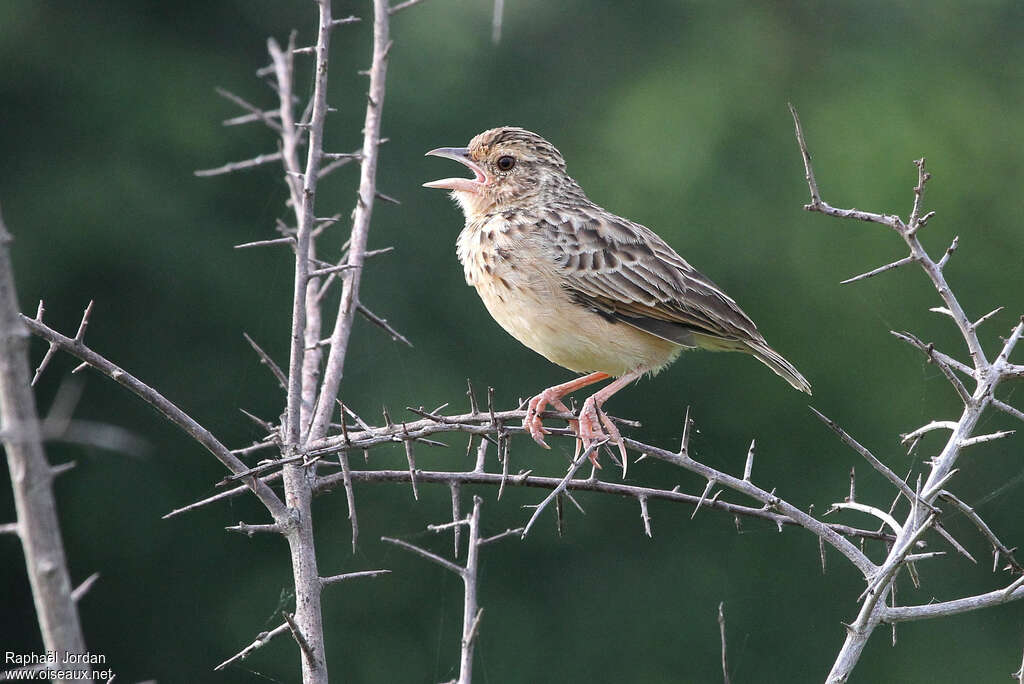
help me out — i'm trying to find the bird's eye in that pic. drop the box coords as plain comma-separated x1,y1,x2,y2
496,156,516,172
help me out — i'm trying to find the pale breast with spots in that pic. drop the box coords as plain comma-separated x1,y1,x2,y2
457,216,682,377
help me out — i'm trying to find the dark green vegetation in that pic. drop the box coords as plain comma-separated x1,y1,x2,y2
2,1,1022,681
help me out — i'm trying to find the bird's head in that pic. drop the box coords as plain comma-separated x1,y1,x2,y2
424,127,577,217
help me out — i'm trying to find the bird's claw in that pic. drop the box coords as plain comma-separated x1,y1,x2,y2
524,392,553,448
578,396,626,470
524,390,582,451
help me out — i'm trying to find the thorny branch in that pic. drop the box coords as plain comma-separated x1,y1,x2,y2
168,404,904,544
307,0,393,442
0,208,87,666
11,0,403,681
790,103,1024,683
385,496,512,684
19,310,288,520
159,356,924,680
216,570,388,672
209,2,398,681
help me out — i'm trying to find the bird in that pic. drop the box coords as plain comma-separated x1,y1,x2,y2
423,127,810,467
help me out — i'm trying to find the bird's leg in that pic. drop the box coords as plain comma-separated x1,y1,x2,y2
524,372,609,449
577,367,646,469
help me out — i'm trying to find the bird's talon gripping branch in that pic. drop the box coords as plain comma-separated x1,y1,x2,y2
578,396,623,467
524,392,554,447
521,373,610,452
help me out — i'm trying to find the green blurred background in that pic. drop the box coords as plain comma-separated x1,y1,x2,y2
2,1,1023,681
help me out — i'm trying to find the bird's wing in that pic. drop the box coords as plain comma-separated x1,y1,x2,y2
537,207,765,348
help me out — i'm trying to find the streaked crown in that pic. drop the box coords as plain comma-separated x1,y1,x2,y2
467,127,567,172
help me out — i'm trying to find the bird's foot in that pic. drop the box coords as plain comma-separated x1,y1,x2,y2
523,390,579,449
522,373,612,456
524,389,565,448
578,396,627,470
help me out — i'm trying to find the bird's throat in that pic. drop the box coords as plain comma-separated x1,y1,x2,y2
451,188,496,220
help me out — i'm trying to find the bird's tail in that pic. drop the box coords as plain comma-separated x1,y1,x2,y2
745,341,812,395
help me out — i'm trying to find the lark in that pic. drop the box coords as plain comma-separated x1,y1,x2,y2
424,127,810,466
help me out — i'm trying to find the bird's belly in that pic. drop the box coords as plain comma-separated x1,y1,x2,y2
473,275,682,377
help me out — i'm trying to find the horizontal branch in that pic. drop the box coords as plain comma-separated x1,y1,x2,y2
882,582,1024,623
195,151,284,177
830,502,902,535
306,407,629,454
226,522,282,536
321,569,390,587
901,421,958,444
309,263,359,278
959,430,1015,448
223,109,280,127
319,140,387,179
215,86,283,132
315,468,897,544
235,236,295,250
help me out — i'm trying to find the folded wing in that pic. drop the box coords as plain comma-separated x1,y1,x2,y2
537,207,811,393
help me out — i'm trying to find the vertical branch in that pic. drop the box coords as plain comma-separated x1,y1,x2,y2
458,496,483,684
718,602,730,684
450,481,462,557
268,33,309,447
302,259,324,430
270,34,304,211
267,31,323,433
0,210,87,660
308,0,392,442
339,451,359,552
274,2,337,682
297,3,337,432
385,495,517,684
276,0,333,445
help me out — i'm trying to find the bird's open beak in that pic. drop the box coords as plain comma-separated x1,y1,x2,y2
423,147,488,193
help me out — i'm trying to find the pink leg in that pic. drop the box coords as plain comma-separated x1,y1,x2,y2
576,367,647,468
524,372,609,450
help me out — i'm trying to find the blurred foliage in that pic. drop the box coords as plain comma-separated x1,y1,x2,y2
2,1,1023,682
